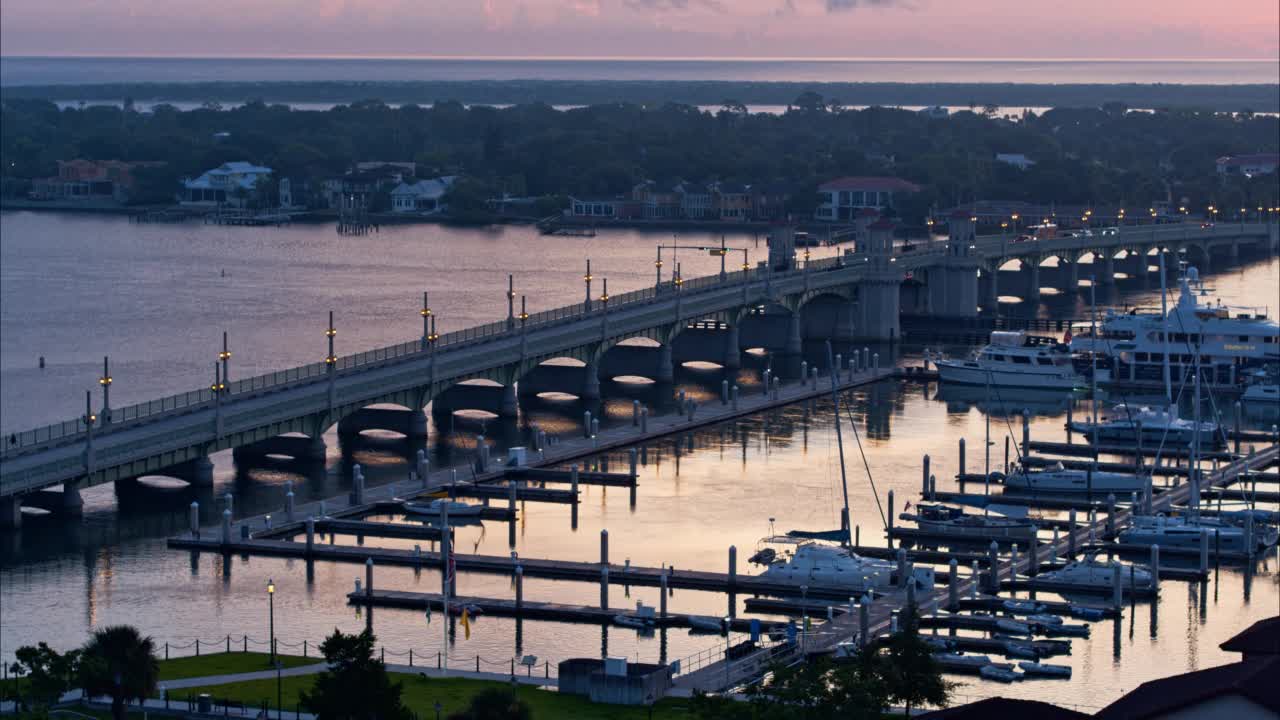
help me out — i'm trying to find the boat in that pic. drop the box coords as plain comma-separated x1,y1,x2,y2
747,548,777,565
402,499,485,518
1242,382,1280,405
930,331,1083,389
1068,403,1221,447
923,636,956,651
899,503,1038,541
979,664,1022,682
685,615,726,633
1038,554,1154,591
932,652,992,673
1001,640,1039,659
1068,605,1107,620
1120,513,1278,552
1001,599,1045,614
1004,462,1150,494
1018,661,1072,678
995,618,1032,635
761,542,934,592
1027,613,1062,626
1069,266,1279,380
613,614,653,629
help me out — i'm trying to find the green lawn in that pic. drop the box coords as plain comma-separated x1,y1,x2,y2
178,672,698,719
157,651,313,681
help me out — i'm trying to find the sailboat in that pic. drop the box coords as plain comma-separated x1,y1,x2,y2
761,343,934,592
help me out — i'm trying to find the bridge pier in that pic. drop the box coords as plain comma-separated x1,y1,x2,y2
1067,259,1079,290
657,344,674,384
500,383,519,419
1100,253,1116,284
1026,261,1041,304
180,456,215,488
1,496,21,529
1269,221,1279,252
982,262,1000,312
723,324,741,370
581,360,601,402
61,478,84,515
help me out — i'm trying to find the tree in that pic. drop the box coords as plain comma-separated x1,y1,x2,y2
692,653,888,720
77,625,159,720
874,606,952,715
299,629,412,720
446,687,533,720
8,642,80,710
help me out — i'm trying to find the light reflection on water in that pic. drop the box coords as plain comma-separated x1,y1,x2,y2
0,212,1276,709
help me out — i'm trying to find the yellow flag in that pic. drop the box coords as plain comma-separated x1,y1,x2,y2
461,608,472,640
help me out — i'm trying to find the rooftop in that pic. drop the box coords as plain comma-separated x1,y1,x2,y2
1095,656,1280,719
1220,616,1280,656
917,697,1087,719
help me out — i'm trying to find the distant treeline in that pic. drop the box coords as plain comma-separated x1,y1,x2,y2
3,80,1278,113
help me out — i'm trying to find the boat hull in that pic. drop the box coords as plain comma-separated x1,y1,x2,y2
935,361,1081,389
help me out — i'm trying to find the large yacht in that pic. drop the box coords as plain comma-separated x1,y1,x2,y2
1038,555,1155,591
1069,268,1279,386
760,542,934,591
931,331,1083,389
1003,462,1149,495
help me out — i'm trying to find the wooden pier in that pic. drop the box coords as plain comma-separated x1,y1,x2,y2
510,468,637,487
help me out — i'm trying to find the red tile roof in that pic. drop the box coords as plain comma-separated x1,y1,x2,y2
819,176,922,193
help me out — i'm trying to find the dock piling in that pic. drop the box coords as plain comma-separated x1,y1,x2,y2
873,353,879,370
600,529,609,566
922,454,931,496
1111,561,1122,610
1022,410,1031,453
1067,509,1077,557
958,439,966,479
970,562,979,599
896,548,907,587
600,567,609,610
221,509,231,545
285,491,295,522
633,400,640,427
189,501,199,539
1234,402,1242,455
583,411,592,439
1199,530,1209,575
1106,494,1117,538
640,407,648,433
516,565,524,612
366,558,374,601
887,490,895,548
800,361,808,382
859,598,870,646
948,559,958,610
929,474,937,501
1010,543,1020,580
660,570,668,618
223,492,234,518
729,546,738,587
987,541,999,593
305,517,315,555
762,369,771,395
1150,545,1160,587
721,380,729,405
731,385,739,410
628,449,638,480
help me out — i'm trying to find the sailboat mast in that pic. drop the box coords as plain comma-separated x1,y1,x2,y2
1159,251,1172,407
1090,277,1099,442
1191,336,1201,518
825,342,852,545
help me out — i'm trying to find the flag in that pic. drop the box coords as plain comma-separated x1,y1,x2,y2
461,608,472,640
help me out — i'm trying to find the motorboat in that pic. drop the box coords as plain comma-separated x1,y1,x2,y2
1120,513,1278,552
932,652,992,673
1027,613,1062,626
1069,404,1222,447
922,636,956,651
899,504,1038,541
931,331,1083,389
1004,462,1150,495
685,615,727,633
1018,661,1072,678
760,542,934,592
1068,605,1107,620
979,664,1022,682
1002,599,1045,614
996,618,1032,635
1001,640,1039,659
613,614,653,629
1038,555,1154,591
402,499,485,518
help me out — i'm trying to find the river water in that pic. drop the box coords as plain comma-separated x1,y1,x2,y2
1,211,1277,710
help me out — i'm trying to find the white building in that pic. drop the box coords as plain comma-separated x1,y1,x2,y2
390,176,457,213
181,161,272,207
814,176,921,221
1216,154,1280,178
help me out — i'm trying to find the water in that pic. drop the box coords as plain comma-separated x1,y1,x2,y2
4,56,1278,87
1,211,1277,709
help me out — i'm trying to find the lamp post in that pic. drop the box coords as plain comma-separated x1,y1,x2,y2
1010,213,1019,236
267,578,276,663
420,292,432,350
584,260,593,312
98,356,112,424
1117,208,1125,227
219,332,231,388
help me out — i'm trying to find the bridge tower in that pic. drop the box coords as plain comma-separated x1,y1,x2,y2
767,225,797,272
926,211,980,317
854,220,901,341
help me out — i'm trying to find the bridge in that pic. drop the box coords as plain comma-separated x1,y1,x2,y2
2,218,1276,526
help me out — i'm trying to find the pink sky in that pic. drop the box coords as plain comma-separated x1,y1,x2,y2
1,0,1277,59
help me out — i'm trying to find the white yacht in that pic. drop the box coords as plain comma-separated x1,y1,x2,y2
760,542,934,591
1068,403,1222,447
932,331,1083,389
402,499,484,518
1038,555,1154,591
1069,267,1279,384
1242,382,1279,406
1120,513,1278,553
1004,462,1149,495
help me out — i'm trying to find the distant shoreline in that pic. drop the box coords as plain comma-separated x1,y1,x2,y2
3,80,1277,113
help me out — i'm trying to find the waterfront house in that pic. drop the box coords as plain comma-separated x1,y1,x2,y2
675,181,715,219
750,182,792,221
180,161,272,207
324,163,417,211
390,176,457,213
815,176,921,221
31,159,164,203
713,182,752,221
1216,154,1279,178
631,180,683,219
567,196,642,219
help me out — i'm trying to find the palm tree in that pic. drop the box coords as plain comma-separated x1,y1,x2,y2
78,625,159,720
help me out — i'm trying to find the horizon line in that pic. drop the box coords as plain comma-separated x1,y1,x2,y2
3,53,1279,64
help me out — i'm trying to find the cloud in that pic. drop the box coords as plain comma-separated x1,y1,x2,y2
825,0,903,11
623,0,725,12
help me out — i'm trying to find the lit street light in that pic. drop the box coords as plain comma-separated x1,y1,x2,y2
268,578,276,663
